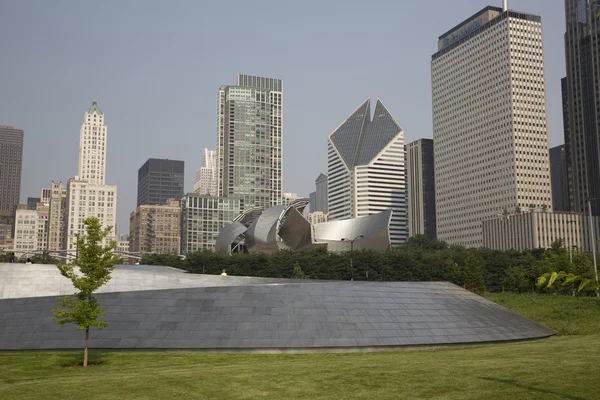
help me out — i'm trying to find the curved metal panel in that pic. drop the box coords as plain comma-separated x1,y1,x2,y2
278,207,313,250
215,222,247,254
233,207,264,227
244,205,287,255
286,198,310,215
314,209,392,252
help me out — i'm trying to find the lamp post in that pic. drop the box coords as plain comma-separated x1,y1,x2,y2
588,198,598,297
341,235,364,281
567,219,575,263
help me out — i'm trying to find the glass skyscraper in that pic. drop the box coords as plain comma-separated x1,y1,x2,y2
563,0,600,215
0,125,24,216
216,75,282,211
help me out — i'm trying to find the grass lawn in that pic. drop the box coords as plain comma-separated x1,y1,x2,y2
1,294,599,399
485,292,600,335
0,335,598,399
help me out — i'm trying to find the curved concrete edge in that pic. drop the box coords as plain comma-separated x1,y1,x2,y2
0,335,556,355
0,281,556,351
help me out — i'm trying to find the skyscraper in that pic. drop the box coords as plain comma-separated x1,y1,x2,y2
314,173,328,213
180,194,242,253
432,5,552,247
216,74,282,210
129,199,181,256
194,149,217,196
406,139,437,239
78,101,107,185
550,145,570,212
137,158,185,206
0,125,24,216
47,182,67,252
65,102,117,253
563,0,600,215
328,99,408,245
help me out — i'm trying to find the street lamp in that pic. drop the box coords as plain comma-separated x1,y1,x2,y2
341,235,364,281
567,219,576,263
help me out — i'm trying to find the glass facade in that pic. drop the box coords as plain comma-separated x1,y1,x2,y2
137,158,185,207
0,126,24,216
180,194,243,254
564,0,600,215
217,75,283,212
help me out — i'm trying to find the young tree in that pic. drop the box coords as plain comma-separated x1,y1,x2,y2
463,254,486,295
52,217,120,367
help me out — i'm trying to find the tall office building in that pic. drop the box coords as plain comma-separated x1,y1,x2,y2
550,145,570,212
406,139,437,239
563,0,600,215
328,99,408,245
129,199,181,256
193,149,217,196
47,182,67,252
0,126,24,216
78,101,107,185
137,158,185,207
431,5,552,248
311,173,329,213
180,194,242,253
13,203,48,253
216,74,282,210
65,102,118,253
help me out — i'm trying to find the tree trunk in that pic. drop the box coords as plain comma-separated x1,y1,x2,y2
83,327,89,367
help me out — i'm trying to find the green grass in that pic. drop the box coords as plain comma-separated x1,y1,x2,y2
485,292,600,335
2,294,599,399
0,336,598,400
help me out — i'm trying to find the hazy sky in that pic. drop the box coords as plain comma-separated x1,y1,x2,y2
1,0,566,235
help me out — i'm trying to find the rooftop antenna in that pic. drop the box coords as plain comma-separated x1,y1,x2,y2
503,0,508,12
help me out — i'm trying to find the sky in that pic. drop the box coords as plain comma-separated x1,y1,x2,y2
0,0,566,236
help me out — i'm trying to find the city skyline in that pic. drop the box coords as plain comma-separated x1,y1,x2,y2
1,0,566,234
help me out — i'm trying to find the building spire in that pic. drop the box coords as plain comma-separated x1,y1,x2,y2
88,100,103,115
503,0,508,12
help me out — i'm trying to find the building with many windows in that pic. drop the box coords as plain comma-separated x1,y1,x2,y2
432,5,552,248
216,75,282,210
309,173,329,214
180,194,242,254
563,0,600,216
65,178,117,252
64,102,118,255
327,98,408,245
0,125,24,216
194,149,217,196
550,145,570,212
47,182,67,252
406,139,437,239
137,158,184,207
129,199,181,256
483,210,600,253
306,211,328,226
12,204,48,254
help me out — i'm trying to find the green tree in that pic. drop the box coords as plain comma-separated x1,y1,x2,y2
444,258,463,286
503,266,529,293
463,254,486,295
52,217,120,367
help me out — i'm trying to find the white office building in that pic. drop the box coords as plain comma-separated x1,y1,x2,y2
431,4,552,248
65,102,117,253
328,98,408,245
483,210,600,253
13,204,48,254
194,149,217,196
